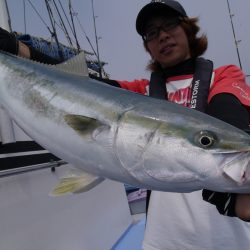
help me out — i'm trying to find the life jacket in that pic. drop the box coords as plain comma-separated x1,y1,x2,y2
149,57,214,112
146,57,213,213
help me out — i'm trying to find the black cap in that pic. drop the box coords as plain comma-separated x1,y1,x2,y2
136,0,187,36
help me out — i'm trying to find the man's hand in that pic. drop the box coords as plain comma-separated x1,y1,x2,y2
235,194,250,221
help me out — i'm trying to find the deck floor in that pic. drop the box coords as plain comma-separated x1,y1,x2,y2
112,214,146,250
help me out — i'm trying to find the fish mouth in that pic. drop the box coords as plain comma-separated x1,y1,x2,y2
222,152,250,184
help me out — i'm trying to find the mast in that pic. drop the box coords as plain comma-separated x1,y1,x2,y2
0,0,12,31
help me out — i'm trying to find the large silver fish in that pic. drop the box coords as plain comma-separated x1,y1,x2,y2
0,51,250,195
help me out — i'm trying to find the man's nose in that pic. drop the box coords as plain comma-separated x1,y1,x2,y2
158,28,170,42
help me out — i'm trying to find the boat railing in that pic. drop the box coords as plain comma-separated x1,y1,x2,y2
0,160,67,178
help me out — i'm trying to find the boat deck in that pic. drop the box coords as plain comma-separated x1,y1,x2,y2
112,214,146,250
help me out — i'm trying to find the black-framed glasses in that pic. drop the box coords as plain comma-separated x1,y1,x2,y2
143,18,181,42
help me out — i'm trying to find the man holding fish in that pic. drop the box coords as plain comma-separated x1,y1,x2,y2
1,1,250,249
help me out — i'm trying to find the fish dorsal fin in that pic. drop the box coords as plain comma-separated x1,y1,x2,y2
53,51,89,76
50,169,105,196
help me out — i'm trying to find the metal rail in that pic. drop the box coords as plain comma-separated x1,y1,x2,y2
0,160,67,178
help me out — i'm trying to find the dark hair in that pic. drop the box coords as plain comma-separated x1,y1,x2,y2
144,17,208,72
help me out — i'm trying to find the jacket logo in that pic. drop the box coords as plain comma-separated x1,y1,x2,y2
232,82,250,101
190,80,200,108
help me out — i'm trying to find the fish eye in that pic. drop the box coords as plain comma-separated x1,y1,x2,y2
195,131,217,149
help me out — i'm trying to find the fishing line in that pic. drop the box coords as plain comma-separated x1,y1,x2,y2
91,0,102,78
26,0,53,35
68,0,81,52
22,0,27,34
45,0,64,61
72,7,98,58
51,0,74,47
226,0,243,70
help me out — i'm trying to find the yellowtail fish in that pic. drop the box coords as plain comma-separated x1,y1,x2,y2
0,51,249,195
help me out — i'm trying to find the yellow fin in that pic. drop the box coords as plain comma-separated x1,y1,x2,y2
64,114,110,137
50,171,104,196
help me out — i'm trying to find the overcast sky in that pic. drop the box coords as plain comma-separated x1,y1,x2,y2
6,0,250,83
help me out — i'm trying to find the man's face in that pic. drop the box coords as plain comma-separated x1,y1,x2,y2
144,16,191,68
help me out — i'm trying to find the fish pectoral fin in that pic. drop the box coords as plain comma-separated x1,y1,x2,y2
50,172,105,196
65,114,109,137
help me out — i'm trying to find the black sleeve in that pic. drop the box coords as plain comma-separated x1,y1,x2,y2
0,27,19,54
0,26,63,64
202,93,249,217
29,46,62,65
89,74,121,88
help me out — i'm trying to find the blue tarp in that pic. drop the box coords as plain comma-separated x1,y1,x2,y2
17,34,77,60
17,34,101,71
